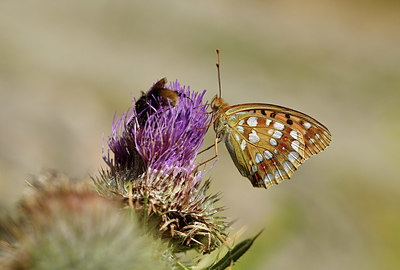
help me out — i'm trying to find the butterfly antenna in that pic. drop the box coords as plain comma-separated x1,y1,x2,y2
216,48,222,98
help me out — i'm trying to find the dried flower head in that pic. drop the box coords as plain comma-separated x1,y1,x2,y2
96,78,227,252
0,173,164,270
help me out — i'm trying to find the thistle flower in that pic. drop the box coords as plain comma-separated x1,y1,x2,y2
96,78,227,252
134,80,210,177
105,79,209,177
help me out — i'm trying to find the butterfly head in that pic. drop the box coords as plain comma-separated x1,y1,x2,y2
211,95,230,113
210,95,232,139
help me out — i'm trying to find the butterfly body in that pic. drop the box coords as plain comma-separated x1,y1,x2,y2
211,95,331,189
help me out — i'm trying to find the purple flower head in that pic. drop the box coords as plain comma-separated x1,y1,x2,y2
97,78,227,252
104,79,211,180
133,80,210,177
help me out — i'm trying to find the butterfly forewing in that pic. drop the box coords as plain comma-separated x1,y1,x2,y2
218,102,331,189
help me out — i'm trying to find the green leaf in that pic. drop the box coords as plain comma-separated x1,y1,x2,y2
206,230,263,270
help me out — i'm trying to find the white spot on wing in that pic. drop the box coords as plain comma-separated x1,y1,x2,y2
249,130,260,143
252,165,258,174
237,126,244,134
274,122,285,130
266,119,272,126
275,169,286,179
288,151,299,163
303,122,312,129
264,150,273,160
270,138,278,146
315,134,320,139
238,119,245,125
273,130,283,139
290,130,298,140
235,133,240,142
310,138,315,144
255,153,263,164
247,117,258,127
264,173,274,183
283,161,294,173
241,140,246,151
291,140,300,152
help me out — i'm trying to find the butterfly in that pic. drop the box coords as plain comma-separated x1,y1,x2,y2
135,77,180,125
210,50,331,189
211,96,331,189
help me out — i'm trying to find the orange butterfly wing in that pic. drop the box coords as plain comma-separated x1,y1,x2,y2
213,99,331,189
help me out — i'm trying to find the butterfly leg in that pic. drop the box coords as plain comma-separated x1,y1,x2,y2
190,138,220,174
198,138,222,156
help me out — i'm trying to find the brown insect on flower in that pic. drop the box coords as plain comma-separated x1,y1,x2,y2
135,77,181,125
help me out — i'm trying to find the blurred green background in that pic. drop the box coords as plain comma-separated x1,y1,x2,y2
1,0,399,269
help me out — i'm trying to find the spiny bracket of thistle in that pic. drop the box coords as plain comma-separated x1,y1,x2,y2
94,78,228,253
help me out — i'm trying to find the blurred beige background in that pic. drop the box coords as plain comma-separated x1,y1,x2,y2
1,1,399,269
